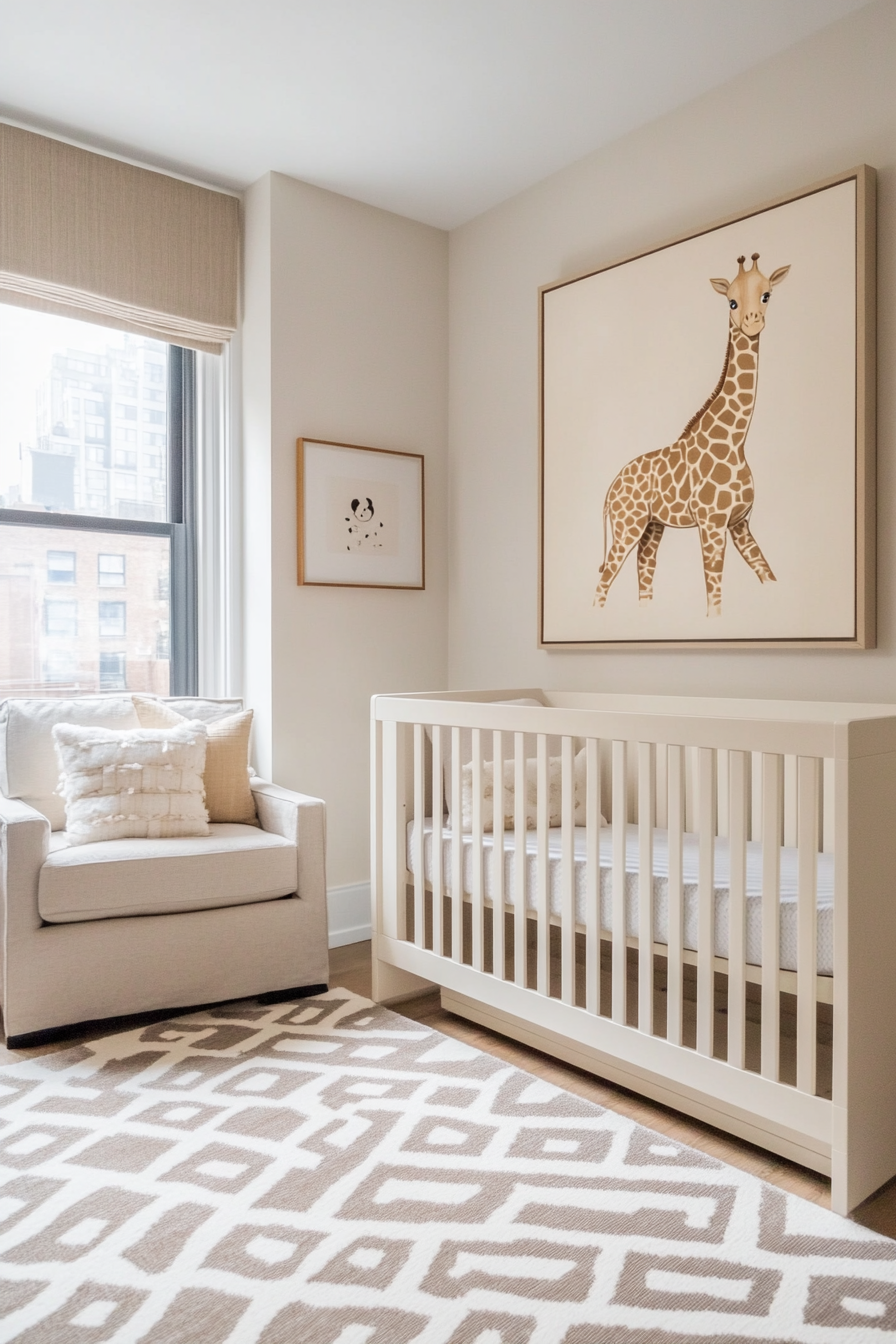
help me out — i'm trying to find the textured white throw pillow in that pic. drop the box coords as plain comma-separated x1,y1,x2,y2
52,722,210,845
461,748,608,831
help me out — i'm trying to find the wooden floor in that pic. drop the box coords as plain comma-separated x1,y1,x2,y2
2,939,895,1239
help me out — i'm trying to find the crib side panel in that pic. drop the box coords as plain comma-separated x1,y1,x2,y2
832,739,896,1215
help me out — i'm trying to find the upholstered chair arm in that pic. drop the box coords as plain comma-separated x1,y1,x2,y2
0,798,51,958
250,780,327,913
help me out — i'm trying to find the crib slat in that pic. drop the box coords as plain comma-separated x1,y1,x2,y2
696,748,716,1058
638,742,655,1036
822,756,835,855
514,732,526,988
381,719,404,941
666,744,685,1047
783,755,798,849
451,726,463,964
611,740,627,1024
413,723,425,948
727,751,748,1071
585,738,601,1015
471,729,484,972
796,756,819,1095
761,753,782,1080
431,725,443,957
536,734,550,996
560,736,576,1004
492,730,505,981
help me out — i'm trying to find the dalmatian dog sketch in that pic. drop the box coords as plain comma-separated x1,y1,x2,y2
344,496,387,551
540,173,867,646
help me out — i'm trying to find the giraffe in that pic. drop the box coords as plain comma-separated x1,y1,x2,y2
593,253,790,616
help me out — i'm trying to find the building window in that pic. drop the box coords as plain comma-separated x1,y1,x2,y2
99,651,127,690
45,600,77,637
116,403,138,419
43,651,79,684
47,550,76,584
98,554,125,587
156,627,170,660
113,450,137,469
98,601,126,638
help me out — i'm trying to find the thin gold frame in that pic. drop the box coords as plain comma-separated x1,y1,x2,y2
538,164,876,650
297,437,425,589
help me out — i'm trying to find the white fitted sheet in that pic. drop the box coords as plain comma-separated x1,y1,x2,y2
407,820,834,975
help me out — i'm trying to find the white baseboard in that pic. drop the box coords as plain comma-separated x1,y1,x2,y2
327,881,372,948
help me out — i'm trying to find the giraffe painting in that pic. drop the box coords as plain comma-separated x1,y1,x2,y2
593,253,790,617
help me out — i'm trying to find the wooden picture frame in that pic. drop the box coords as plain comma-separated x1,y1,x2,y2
539,165,876,649
297,438,425,589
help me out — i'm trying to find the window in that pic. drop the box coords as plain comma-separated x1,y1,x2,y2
43,650,78,684
0,306,197,696
46,600,77,636
98,554,125,587
47,550,76,583
142,409,165,425
98,601,126,638
99,651,126,690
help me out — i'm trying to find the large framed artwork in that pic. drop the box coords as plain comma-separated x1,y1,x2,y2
540,165,876,649
297,438,424,589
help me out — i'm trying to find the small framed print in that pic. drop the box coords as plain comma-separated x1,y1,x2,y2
297,438,425,589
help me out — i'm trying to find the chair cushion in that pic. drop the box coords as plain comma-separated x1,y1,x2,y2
39,824,298,923
0,695,140,830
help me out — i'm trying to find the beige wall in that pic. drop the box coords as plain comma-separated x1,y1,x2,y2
242,172,448,888
448,0,896,702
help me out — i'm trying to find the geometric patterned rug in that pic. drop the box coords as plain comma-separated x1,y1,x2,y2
0,989,893,1343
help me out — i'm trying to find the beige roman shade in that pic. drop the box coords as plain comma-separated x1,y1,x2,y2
0,123,239,353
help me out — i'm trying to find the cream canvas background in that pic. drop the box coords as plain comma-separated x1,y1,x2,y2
301,440,423,586
542,178,857,643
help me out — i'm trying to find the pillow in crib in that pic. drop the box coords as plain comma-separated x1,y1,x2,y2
461,749,607,831
52,722,210,845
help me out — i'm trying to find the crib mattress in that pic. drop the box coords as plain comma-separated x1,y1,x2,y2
406,820,834,975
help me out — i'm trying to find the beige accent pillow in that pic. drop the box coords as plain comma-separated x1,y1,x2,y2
53,722,210,845
131,695,184,729
132,696,258,825
203,710,258,825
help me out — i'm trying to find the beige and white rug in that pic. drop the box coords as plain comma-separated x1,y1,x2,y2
0,989,893,1343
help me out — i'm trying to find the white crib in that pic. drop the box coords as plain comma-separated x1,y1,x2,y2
370,689,896,1216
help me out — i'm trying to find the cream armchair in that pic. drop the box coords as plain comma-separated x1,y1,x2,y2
0,695,329,1046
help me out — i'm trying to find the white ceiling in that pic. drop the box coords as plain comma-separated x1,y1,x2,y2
0,0,872,228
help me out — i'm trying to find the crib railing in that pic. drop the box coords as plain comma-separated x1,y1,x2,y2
372,689,896,1213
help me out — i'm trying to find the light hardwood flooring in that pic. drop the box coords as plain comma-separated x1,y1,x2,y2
1,939,894,1239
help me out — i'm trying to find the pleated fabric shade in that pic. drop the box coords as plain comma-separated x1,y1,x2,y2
0,123,239,353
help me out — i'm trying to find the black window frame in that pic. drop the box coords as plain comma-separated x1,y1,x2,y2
0,343,197,694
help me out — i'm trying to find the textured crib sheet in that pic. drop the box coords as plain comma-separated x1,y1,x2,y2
406,820,834,975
